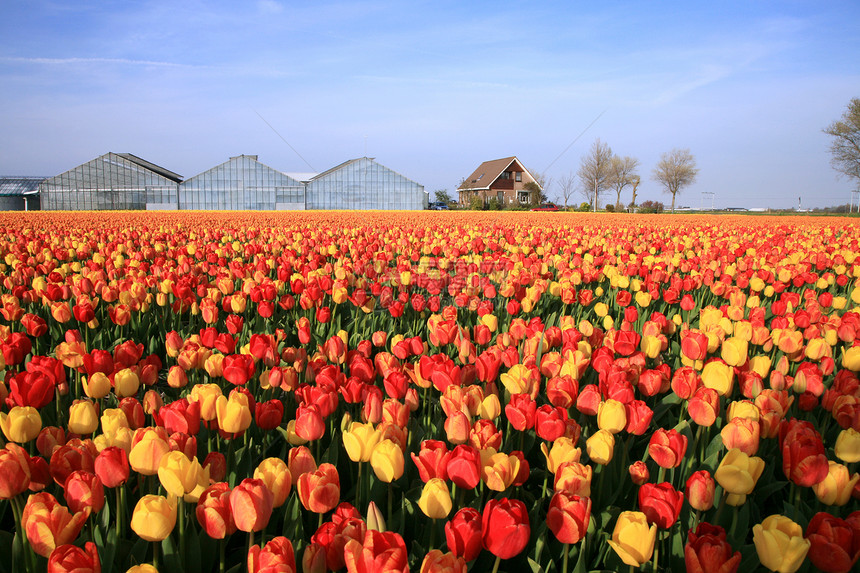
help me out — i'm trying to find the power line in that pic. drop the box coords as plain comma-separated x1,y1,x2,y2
543,109,608,172
254,110,316,172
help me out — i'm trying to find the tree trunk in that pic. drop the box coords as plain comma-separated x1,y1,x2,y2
671,192,676,213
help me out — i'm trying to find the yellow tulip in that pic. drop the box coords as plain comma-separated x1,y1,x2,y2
67,400,99,435
370,439,404,483
342,422,382,463
811,461,859,506
607,511,657,566
0,406,41,443
585,429,615,465
130,494,177,542
417,478,452,519
157,450,201,497
834,428,860,463
714,448,765,506
752,515,809,573
597,399,627,434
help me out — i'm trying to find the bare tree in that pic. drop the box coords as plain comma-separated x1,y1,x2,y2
557,171,577,209
823,98,860,184
629,175,640,210
526,169,551,206
608,155,640,210
577,139,614,211
652,148,699,213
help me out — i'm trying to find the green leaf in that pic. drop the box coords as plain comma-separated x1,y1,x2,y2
528,556,546,573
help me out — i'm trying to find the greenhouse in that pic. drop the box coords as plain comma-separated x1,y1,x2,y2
306,157,426,210
35,153,425,211
0,176,44,210
39,153,181,210
179,155,305,211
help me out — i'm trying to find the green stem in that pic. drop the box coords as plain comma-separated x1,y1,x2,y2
219,538,226,573
563,542,570,573
652,529,660,573
178,498,186,568
357,461,363,510
491,555,501,573
428,518,437,550
153,541,160,570
388,483,393,529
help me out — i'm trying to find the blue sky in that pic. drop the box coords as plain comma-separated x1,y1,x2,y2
1,0,859,209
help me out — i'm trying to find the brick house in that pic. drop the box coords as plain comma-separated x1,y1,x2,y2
457,156,543,207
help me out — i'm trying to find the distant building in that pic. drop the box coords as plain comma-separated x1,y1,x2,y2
0,177,44,211
306,157,426,210
458,156,542,207
180,155,305,211
39,153,181,210
37,153,424,211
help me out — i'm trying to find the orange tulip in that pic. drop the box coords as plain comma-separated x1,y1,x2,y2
22,492,89,557
297,463,340,514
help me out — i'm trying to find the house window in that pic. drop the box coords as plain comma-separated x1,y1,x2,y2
501,171,511,179
497,191,504,203
515,172,522,182
518,191,530,204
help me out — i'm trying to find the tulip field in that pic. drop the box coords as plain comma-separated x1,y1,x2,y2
1,210,860,573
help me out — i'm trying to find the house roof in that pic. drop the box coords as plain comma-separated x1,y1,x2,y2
0,176,46,196
457,156,542,191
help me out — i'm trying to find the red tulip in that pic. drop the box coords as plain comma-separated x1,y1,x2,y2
297,463,340,514
411,440,450,483
222,354,256,386
779,418,829,487
63,470,104,514
648,428,688,469
446,445,482,490
196,482,237,539
638,482,684,529
505,394,537,431
343,530,408,573
8,371,55,409
155,398,201,435
255,399,284,431
445,507,483,562
481,497,530,560
547,492,591,544
684,523,741,573
311,517,366,571
230,478,274,532
248,535,296,573
0,442,32,498
294,404,326,442
805,512,860,573
47,541,100,573
535,404,568,441
685,470,716,512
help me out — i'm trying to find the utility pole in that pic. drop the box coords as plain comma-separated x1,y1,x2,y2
701,191,714,211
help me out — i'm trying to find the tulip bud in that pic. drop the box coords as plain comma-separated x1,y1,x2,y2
366,501,386,532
